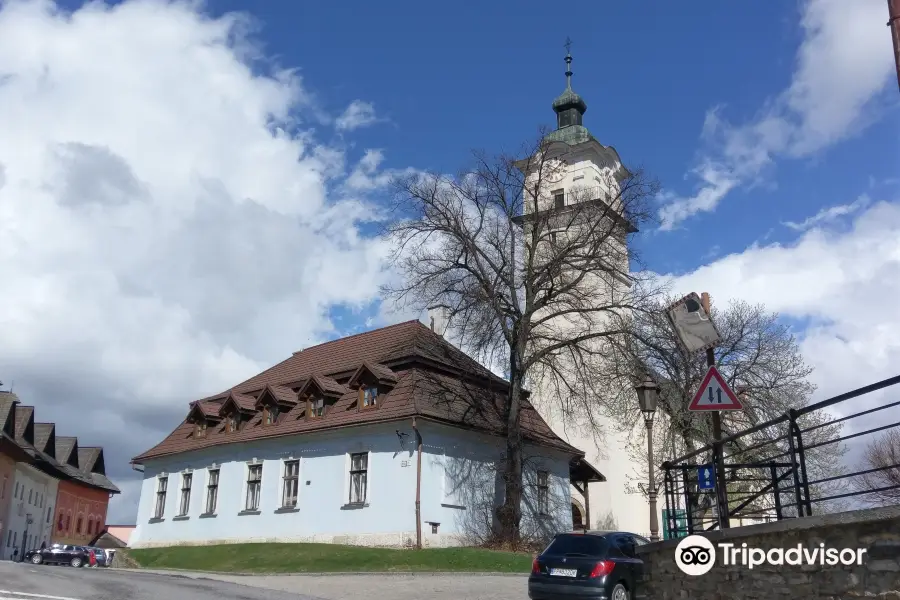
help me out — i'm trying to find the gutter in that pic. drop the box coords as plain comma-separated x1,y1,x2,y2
411,417,423,550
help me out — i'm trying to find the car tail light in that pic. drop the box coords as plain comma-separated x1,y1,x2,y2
531,558,542,574
589,560,614,578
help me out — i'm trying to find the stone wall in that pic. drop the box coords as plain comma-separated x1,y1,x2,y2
637,505,900,600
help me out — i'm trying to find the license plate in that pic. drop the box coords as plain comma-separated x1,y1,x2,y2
549,568,578,577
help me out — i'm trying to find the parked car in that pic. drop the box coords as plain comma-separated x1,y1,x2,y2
528,531,650,600
84,546,110,567
24,544,91,568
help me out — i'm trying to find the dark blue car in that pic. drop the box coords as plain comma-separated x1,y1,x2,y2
528,531,649,600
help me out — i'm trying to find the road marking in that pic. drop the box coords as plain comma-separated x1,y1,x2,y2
0,592,82,600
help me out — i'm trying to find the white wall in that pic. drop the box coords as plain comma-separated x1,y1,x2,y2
419,423,573,547
131,421,575,548
1,464,58,559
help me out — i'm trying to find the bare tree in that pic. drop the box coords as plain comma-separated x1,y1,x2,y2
383,131,663,544
617,298,847,527
853,428,900,505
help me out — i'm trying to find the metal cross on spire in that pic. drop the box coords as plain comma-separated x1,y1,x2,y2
564,37,573,88
564,36,573,56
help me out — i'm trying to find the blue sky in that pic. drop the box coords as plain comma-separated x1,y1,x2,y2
193,0,900,273
0,0,897,520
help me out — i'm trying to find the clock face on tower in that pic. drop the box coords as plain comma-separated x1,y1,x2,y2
545,157,567,183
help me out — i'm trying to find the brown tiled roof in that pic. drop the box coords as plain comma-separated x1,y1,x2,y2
33,423,55,456
268,385,299,405
348,362,399,388
298,375,350,399
190,400,222,419
133,320,581,462
218,392,257,416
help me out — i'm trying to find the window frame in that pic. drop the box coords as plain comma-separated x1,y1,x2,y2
154,476,168,519
348,452,368,505
178,472,193,517
226,412,240,433
552,189,565,210
282,460,300,509
361,386,378,409
264,404,280,426
205,468,219,515
245,464,263,511
308,396,325,419
536,470,550,515
196,420,207,438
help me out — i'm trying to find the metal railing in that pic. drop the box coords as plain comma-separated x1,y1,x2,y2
662,375,900,539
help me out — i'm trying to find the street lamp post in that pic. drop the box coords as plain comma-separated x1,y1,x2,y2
635,375,661,542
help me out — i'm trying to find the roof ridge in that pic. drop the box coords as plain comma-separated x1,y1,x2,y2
291,319,422,355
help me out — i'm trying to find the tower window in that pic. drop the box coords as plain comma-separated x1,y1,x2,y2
553,191,565,209
558,108,582,128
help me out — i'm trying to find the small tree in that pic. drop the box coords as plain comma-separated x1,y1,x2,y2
384,131,662,544
853,428,900,505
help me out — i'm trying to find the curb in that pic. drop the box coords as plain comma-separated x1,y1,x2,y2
115,567,528,578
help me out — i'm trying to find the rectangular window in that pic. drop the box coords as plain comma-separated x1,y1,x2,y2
1,476,6,500
245,464,262,511
178,473,192,516
282,460,299,508
227,414,240,433
46,506,52,524
310,397,324,418
362,387,378,408
205,469,219,514
196,421,207,438
349,452,368,504
14,482,18,498
154,476,168,519
537,470,549,515
265,405,280,425
28,489,32,504
553,191,565,209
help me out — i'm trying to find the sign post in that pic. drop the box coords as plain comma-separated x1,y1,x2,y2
701,292,731,531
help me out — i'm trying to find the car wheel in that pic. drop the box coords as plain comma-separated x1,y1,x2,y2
70,557,83,568
30,555,42,565
611,583,629,600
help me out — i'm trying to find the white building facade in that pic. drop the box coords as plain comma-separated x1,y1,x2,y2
520,51,658,538
2,462,58,559
130,320,586,549
131,421,573,548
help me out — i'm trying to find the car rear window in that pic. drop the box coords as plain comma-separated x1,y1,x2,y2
542,534,609,556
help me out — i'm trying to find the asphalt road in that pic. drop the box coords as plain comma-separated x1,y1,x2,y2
0,562,528,599
0,561,323,600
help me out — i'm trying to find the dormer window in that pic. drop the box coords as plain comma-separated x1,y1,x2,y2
310,397,324,418
362,387,378,409
226,413,240,433
264,405,280,425
195,421,207,438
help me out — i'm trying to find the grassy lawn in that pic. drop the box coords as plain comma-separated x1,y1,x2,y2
127,543,533,574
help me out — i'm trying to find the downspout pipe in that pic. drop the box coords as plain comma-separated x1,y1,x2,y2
412,417,423,550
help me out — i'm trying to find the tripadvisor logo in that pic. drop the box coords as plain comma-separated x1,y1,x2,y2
674,535,868,576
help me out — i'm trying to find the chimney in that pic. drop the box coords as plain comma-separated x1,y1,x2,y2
427,305,450,338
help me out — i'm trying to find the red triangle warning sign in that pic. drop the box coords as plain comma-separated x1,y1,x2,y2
689,366,743,411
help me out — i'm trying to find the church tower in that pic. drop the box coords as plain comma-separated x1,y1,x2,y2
521,43,654,537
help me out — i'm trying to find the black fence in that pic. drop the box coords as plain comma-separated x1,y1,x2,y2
661,375,900,540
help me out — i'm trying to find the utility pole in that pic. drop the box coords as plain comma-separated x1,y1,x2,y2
890,0,900,92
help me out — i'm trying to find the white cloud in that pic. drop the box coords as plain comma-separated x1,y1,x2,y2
0,0,402,521
335,99,380,132
665,197,900,442
782,194,870,231
659,0,896,229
